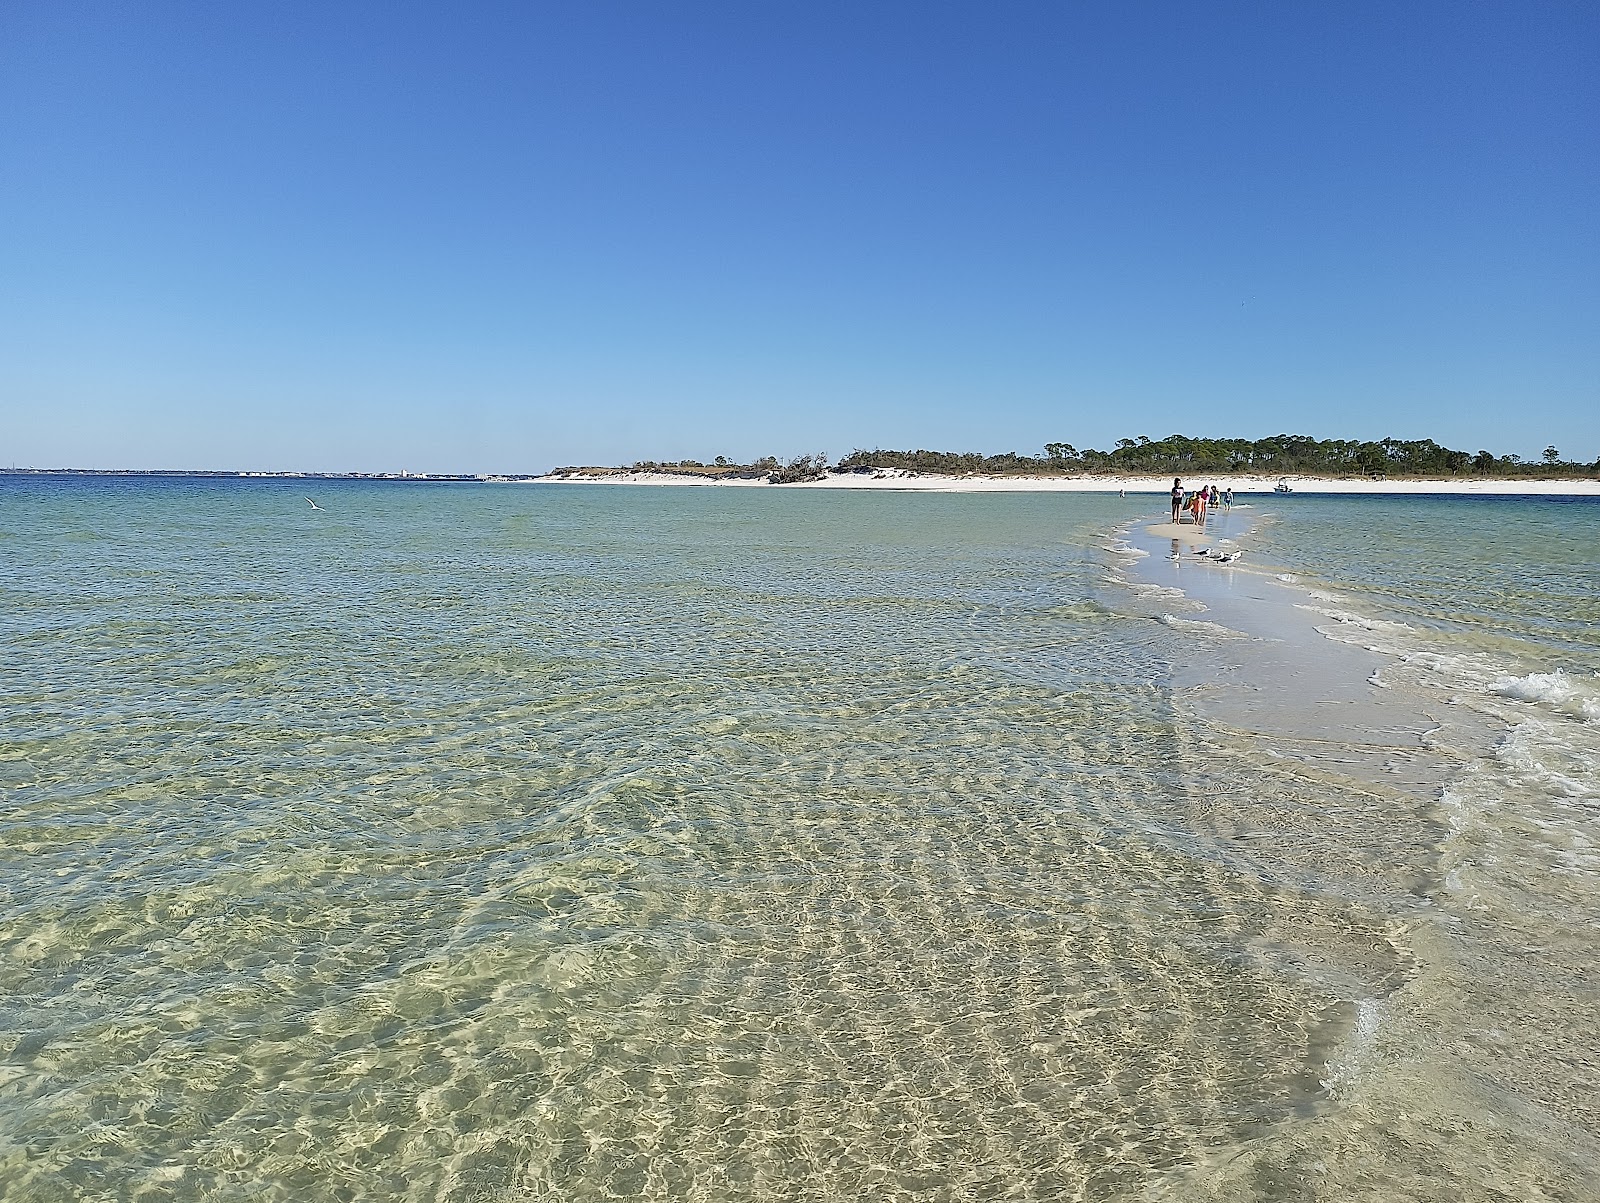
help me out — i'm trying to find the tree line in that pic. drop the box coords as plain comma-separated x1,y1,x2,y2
836,435,1596,477
550,435,1596,482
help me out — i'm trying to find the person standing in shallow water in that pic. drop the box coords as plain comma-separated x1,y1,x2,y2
1170,478,1184,523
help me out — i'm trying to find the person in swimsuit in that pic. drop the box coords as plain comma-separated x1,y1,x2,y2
1171,478,1184,523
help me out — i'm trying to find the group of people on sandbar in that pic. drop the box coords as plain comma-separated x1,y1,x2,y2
1169,479,1231,528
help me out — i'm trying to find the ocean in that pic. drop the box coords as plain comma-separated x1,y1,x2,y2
2,477,1596,1202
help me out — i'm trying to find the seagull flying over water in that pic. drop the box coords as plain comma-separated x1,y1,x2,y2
305,497,323,510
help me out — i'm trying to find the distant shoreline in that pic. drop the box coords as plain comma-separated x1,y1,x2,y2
0,468,509,483
6,467,1596,496
533,468,1600,496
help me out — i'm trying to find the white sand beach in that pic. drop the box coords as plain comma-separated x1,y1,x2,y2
534,467,1600,496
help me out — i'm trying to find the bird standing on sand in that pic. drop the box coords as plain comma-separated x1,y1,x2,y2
305,498,323,510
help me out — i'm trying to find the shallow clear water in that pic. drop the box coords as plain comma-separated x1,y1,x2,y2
1,478,1595,1201
1251,493,1600,673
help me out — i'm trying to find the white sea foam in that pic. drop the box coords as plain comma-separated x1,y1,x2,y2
1437,782,1489,906
1128,582,1189,602
1439,784,1479,838
1495,726,1599,801
1489,670,1600,722
1295,604,1424,660
1160,614,1245,639
1297,604,1413,634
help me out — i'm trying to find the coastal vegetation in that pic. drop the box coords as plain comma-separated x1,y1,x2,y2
549,453,833,483
550,435,1598,481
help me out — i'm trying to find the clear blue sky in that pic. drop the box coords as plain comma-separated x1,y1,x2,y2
3,1,1596,472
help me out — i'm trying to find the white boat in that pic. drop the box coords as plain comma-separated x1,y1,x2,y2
1273,479,1293,494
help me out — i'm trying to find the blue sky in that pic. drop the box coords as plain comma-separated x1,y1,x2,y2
3,1,1596,472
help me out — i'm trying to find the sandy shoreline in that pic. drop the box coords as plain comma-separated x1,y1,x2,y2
531,468,1600,496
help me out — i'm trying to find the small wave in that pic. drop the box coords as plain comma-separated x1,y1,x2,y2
1275,573,1297,583
1320,997,1384,1099
1439,785,1478,838
1495,726,1599,800
1489,670,1600,723
1128,582,1189,602
1160,614,1245,639
1296,604,1414,635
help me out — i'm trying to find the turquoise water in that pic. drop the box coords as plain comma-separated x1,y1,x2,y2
1252,493,1600,673
2,478,1596,1201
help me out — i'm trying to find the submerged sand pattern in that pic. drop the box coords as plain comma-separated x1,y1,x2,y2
2,481,1596,1200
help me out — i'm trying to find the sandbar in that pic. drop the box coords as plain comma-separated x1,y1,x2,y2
1143,521,1217,543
